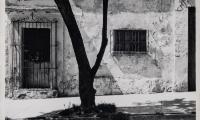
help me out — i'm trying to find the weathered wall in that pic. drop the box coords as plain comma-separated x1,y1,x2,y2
5,0,193,98
174,0,192,92
5,10,65,98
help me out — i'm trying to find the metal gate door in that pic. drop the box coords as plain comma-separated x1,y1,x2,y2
11,21,58,88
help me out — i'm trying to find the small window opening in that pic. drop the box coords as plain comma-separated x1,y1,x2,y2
113,30,147,55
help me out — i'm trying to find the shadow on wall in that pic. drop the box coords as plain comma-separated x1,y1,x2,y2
113,54,162,78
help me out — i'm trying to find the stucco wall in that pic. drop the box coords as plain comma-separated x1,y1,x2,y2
5,0,193,98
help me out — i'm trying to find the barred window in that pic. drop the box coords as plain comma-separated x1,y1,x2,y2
113,30,147,54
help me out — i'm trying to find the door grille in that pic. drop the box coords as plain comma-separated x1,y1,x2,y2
11,21,58,88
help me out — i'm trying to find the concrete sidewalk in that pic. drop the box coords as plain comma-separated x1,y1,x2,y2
5,92,197,119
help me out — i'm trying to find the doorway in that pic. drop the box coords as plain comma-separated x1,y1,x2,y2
23,28,51,88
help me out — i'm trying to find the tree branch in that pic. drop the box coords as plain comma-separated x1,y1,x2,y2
55,0,91,70
91,0,108,77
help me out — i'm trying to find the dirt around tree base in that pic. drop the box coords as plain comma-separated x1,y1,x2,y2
27,114,195,120
27,104,195,120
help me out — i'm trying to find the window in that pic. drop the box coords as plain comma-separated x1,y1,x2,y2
113,30,147,54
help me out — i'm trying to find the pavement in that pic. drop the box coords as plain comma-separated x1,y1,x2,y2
5,92,197,119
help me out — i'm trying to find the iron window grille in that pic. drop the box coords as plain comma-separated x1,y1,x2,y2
111,30,148,55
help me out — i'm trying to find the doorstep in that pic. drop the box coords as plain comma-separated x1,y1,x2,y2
12,89,58,99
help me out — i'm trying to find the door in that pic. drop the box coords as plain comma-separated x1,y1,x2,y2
23,28,51,88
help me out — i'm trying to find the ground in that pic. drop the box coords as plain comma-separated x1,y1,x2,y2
5,92,196,119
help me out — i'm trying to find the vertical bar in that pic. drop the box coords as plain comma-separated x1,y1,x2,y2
22,23,26,88
138,31,140,52
21,22,24,88
31,22,34,88
47,22,50,88
35,22,39,86
55,21,58,89
118,31,120,53
28,22,31,28
50,22,53,88
11,22,14,91
134,31,136,52
122,30,126,53
14,22,17,88
131,31,133,52
17,21,20,88
124,30,126,53
110,30,111,54
147,30,149,52
128,30,130,53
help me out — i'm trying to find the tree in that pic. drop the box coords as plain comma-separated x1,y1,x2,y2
54,0,108,112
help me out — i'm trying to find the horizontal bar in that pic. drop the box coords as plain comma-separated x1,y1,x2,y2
112,51,148,55
23,67,57,69
12,21,58,23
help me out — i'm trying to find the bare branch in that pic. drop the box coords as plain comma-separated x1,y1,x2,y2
91,0,109,77
55,0,91,70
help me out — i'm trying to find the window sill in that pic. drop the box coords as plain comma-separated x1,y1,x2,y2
111,51,148,56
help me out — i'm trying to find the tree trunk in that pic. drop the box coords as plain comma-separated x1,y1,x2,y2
55,0,108,112
79,70,96,111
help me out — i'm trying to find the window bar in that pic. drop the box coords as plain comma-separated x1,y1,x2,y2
13,23,17,88
131,31,133,52
36,22,39,88
123,31,125,54
137,31,140,52
47,22,50,88
55,21,58,89
50,22,53,88
22,22,25,88
119,31,121,53
134,31,137,52
38,22,41,88
11,22,14,91
38,22,45,88
44,22,47,88
131,31,134,52
17,22,21,87
15,21,18,88
146,30,148,52
130,31,132,53
129,30,130,54
114,31,116,52
42,23,46,88
39,22,41,87
45,22,49,86
119,30,121,53
31,22,34,88
14,22,17,87
23,22,26,88
28,21,31,28
115,31,117,53
110,30,111,54
124,31,126,53
117,30,119,53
